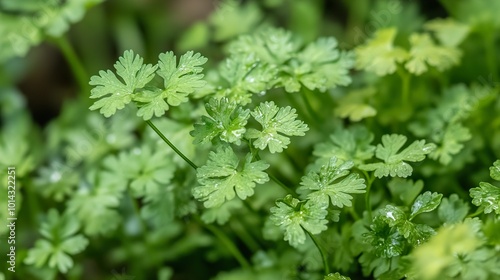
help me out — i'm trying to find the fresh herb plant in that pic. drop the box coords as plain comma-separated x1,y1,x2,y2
1,0,500,279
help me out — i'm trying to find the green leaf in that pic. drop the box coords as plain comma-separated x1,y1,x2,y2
193,147,269,208
424,18,470,47
324,272,351,280
191,98,250,145
201,199,243,225
89,50,157,117
313,124,375,166
438,194,470,224
429,122,471,165
470,182,500,215
360,134,436,178
209,0,262,41
135,51,207,120
387,178,424,206
246,101,309,153
24,209,88,273
294,37,354,92
297,157,366,208
405,33,461,75
354,28,408,76
410,191,443,220
335,87,377,122
490,160,500,181
270,194,328,247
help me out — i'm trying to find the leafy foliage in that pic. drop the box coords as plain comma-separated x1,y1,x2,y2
270,194,328,247
360,134,436,178
297,157,366,208
193,146,269,208
470,160,500,215
25,209,88,273
246,101,309,153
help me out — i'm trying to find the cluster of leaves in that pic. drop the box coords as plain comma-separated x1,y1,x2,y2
2,0,500,279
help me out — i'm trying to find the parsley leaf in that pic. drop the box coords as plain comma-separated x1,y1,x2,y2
24,209,88,273
360,134,436,178
246,101,309,153
424,18,470,47
135,51,207,120
193,147,269,208
313,124,375,166
409,191,443,220
387,178,424,206
438,194,470,224
89,50,157,117
470,160,500,215
270,194,328,247
191,98,250,145
405,33,461,75
324,272,351,280
297,157,366,208
355,28,408,76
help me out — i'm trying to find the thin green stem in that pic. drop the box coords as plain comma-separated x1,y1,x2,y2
467,206,485,218
303,227,330,275
300,88,322,123
483,31,498,80
397,67,411,104
146,120,198,170
198,216,251,270
51,36,90,98
362,170,375,220
269,173,297,197
231,219,262,252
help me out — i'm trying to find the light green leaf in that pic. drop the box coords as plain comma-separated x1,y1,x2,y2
424,18,470,47
410,191,443,220
246,101,308,153
89,50,157,117
355,28,409,76
405,33,461,75
324,272,351,280
438,194,470,224
193,147,269,208
470,182,500,215
270,194,328,247
191,98,250,145
134,51,207,120
387,178,424,206
297,157,365,208
360,134,436,178
490,160,500,181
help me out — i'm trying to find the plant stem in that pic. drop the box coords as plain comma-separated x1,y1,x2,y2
301,88,322,123
268,173,297,197
51,36,90,98
303,227,330,275
467,206,485,218
231,219,261,252
362,170,375,220
397,68,411,104
199,217,251,270
145,120,198,170
483,31,498,81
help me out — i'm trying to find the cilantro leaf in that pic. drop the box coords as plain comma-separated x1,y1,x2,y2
360,134,436,178
270,194,328,247
293,37,354,92
429,122,471,165
24,209,88,273
355,28,408,76
313,124,375,166
424,18,470,47
405,33,461,75
490,160,500,181
193,147,269,208
135,51,207,120
438,194,470,224
209,0,262,42
470,160,500,215
246,101,309,153
410,191,443,220
191,98,250,145
201,199,243,225
297,157,366,208
387,178,424,206
324,272,351,280
89,50,157,117
335,87,377,122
